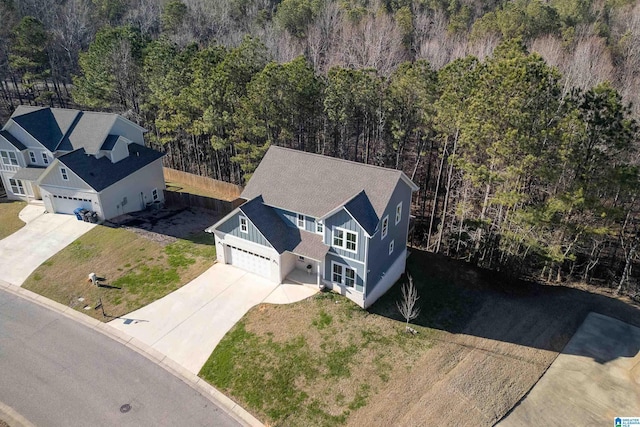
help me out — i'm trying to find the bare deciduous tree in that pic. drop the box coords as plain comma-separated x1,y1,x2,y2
396,274,421,332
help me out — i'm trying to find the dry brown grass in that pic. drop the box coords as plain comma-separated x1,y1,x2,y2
201,249,640,427
0,200,26,239
22,225,215,321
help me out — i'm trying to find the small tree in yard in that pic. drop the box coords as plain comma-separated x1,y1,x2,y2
396,274,421,332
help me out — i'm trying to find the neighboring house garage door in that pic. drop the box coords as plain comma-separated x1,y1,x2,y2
228,245,271,278
51,194,95,214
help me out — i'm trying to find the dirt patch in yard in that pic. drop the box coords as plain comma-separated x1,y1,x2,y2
108,206,219,245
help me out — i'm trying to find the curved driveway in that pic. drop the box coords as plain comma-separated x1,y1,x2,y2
0,205,95,286
0,287,240,427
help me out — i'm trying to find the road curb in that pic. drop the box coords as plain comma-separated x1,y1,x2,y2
0,281,263,427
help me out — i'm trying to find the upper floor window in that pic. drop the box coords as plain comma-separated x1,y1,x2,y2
60,167,68,181
389,239,395,255
42,152,49,165
29,151,36,163
239,216,248,233
152,188,159,201
1,150,18,166
381,216,389,239
297,213,305,228
395,202,402,225
316,220,324,234
333,227,357,253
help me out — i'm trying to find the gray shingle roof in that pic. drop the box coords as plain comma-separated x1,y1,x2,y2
57,144,164,192
241,146,417,220
59,112,119,154
101,135,120,150
12,166,47,181
239,196,329,258
0,130,26,150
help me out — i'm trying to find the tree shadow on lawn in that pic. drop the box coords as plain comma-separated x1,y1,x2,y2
368,249,640,363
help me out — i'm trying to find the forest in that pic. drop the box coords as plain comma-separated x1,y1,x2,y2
1,0,639,297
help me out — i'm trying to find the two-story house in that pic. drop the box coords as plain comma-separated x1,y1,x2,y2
207,146,418,308
0,106,165,220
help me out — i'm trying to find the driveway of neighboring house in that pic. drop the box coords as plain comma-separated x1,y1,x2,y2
109,263,318,374
0,204,96,286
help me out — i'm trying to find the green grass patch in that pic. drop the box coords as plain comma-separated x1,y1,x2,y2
0,200,26,239
23,225,216,321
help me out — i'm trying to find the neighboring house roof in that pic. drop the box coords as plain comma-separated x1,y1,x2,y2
0,130,26,150
12,166,47,181
241,146,418,221
8,107,145,155
56,144,164,192
344,190,379,236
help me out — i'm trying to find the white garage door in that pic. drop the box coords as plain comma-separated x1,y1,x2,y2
228,245,271,278
51,194,94,214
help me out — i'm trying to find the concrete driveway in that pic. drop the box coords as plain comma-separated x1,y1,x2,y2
0,204,96,286
498,312,640,426
109,263,318,374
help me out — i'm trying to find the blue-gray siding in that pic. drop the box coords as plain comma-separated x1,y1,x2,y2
365,180,412,297
216,210,271,247
324,252,365,292
325,208,366,263
273,206,317,232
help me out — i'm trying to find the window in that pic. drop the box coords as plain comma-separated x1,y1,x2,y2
239,216,248,233
395,202,402,225
1,150,18,166
332,263,343,283
29,151,36,163
332,262,356,288
42,152,49,165
333,229,343,247
381,216,389,239
152,188,159,201
345,268,355,287
297,213,305,228
9,178,24,195
333,227,357,253
316,220,324,234
389,240,395,255
60,167,68,181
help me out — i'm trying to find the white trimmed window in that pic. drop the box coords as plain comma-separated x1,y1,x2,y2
9,178,24,195
332,262,356,288
381,216,389,239
316,220,324,234
297,213,305,228
395,202,402,225
389,239,394,255
239,216,248,233
333,227,357,253
1,150,18,166
152,188,159,201
29,151,36,163
41,152,49,164
60,167,68,181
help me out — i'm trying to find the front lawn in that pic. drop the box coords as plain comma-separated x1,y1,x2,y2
200,292,435,426
0,200,26,239
22,226,216,321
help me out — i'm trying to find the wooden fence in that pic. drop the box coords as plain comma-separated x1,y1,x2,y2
163,190,243,214
163,167,242,201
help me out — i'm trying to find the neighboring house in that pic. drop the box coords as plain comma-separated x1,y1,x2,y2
0,106,165,220
207,146,419,308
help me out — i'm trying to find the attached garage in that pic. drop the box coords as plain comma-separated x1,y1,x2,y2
50,194,96,214
227,244,271,278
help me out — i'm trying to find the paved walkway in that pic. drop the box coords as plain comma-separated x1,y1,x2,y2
109,263,318,374
0,205,95,286
498,312,640,426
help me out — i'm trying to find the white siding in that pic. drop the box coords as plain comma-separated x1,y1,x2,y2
110,117,145,145
109,138,129,163
4,122,44,149
39,159,92,190
98,158,165,219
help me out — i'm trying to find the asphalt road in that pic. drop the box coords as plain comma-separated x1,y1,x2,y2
0,288,241,427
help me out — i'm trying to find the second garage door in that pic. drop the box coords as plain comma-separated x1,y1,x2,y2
228,245,271,278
